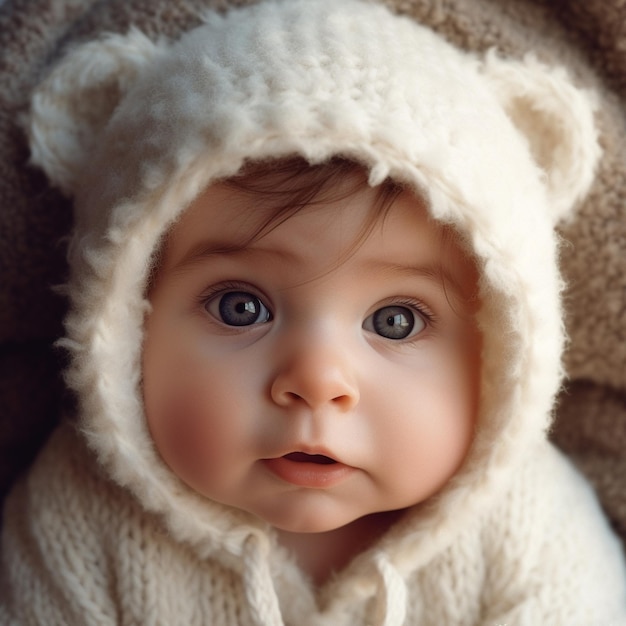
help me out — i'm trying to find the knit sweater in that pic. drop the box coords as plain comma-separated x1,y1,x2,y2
1,0,626,624
2,422,624,626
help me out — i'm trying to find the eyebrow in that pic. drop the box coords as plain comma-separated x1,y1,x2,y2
171,239,298,273
374,261,467,299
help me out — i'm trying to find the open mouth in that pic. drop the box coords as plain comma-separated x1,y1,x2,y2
284,452,337,465
263,451,351,487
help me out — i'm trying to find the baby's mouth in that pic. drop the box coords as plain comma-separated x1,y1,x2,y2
283,452,337,465
263,450,352,487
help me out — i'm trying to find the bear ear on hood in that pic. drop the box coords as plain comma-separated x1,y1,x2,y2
482,51,601,224
26,29,159,197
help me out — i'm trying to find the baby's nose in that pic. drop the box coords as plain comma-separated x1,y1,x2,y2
269,331,359,412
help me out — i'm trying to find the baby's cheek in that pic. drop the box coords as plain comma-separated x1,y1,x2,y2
147,377,252,501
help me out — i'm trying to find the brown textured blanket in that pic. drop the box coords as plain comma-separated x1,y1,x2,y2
1,0,625,550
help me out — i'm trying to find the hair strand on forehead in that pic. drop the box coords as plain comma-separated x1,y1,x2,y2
222,156,406,261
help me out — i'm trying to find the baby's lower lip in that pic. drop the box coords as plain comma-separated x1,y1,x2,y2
262,453,354,488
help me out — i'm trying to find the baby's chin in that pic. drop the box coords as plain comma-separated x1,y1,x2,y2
253,506,358,535
230,498,366,535
256,504,407,538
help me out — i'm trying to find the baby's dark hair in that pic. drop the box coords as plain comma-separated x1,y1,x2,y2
220,156,405,257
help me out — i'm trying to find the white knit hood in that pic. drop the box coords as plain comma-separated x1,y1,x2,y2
26,0,601,623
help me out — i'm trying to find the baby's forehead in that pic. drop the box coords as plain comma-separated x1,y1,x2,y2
156,169,477,302
158,159,387,253
164,169,415,258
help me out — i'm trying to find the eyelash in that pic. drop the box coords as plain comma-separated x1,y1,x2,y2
388,297,437,326
197,280,268,307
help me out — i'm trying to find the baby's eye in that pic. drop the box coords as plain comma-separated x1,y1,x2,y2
363,305,426,340
205,291,272,326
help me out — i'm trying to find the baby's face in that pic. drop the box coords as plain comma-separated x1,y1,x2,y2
142,181,481,533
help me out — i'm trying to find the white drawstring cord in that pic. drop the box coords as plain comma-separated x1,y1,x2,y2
242,533,285,626
373,552,408,626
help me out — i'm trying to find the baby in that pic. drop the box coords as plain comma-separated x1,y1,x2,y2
142,156,482,587
1,0,625,624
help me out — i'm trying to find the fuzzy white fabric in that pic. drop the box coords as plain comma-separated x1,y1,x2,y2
2,0,626,624
2,423,625,625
